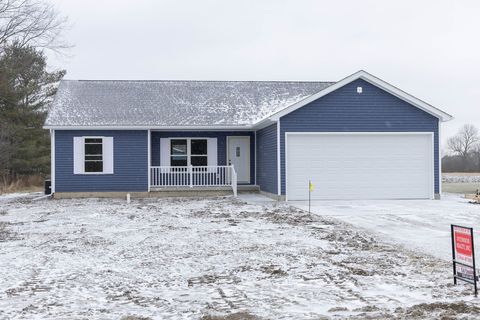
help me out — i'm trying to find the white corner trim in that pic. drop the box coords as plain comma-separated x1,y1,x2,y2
50,129,55,193
254,131,257,186
268,70,453,122
438,124,442,196
284,132,288,201
432,132,435,199
147,129,151,192
277,120,281,196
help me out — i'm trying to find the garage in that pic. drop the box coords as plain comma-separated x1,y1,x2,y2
285,133,434,200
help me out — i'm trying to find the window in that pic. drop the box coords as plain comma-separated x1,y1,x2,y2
73,136,113,174
170,139,208,166
171,139,188,166
191,139,208,166
84,138,103,172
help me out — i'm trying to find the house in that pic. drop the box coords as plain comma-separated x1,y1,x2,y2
44,70,452,200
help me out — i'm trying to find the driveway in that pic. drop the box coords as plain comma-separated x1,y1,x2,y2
290,193,480,261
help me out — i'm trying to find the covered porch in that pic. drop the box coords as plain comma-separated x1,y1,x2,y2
147,130,257,196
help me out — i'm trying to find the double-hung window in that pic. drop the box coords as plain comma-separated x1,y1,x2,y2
170,139,208,167
170,139,188,166
73,136,114,174
84,138,103,172
190,139,208,166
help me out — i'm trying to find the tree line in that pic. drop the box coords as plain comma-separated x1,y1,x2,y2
0,0,68,187
443,124,480,172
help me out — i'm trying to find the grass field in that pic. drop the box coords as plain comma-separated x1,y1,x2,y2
442,173,480,194
443,172,480,176
442,183,479,194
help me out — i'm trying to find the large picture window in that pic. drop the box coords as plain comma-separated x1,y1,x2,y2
84,138,103,172
170,139,208,166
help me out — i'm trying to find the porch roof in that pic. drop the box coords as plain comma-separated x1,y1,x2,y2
45,80,334,128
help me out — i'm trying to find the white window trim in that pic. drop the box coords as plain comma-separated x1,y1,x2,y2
79,136,113,175
169,138,209,166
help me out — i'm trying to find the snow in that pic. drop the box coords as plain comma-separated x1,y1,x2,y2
0,194,479,319
0,192,42,203
443,175,480,183
291,193,480,261
45,80,334,127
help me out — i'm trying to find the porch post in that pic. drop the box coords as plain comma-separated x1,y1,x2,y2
189,165,193,188
147,129,151,192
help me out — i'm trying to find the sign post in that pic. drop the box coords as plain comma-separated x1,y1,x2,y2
451,224,477,296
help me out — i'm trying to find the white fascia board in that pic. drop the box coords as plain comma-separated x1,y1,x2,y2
43,125,255,131
252,117,277,130
267,70,453,122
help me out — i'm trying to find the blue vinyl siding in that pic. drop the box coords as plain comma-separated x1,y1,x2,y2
151,131,255,184
256,123,277,194
279,79,440,196
55,130,148,192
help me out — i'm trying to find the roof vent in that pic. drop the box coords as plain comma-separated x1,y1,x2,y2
357,86,363,94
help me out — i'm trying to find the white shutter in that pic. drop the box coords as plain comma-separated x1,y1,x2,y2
73,137,84,174
160,138,170,166
207,138,218,166
103,137,114,174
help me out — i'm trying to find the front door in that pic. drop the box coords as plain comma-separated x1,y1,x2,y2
227,136,250,183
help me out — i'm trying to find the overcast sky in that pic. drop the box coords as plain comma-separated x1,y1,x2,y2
47,0,480,148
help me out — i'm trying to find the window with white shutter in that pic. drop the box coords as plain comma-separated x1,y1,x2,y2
73,137,114,174
160,138,217,167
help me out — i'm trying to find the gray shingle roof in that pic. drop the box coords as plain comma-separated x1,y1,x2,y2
45,80,335,127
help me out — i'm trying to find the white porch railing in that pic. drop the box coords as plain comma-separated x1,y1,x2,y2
150,165,237,196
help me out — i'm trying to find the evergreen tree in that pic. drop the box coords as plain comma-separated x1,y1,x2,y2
0,43,65,177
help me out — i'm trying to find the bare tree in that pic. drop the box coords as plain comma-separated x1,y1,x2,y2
448,124,479,158
0,0,69,53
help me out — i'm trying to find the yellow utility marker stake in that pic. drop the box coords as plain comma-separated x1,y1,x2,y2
308,180,314,214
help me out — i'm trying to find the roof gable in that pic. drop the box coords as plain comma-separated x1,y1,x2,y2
268,70,452,122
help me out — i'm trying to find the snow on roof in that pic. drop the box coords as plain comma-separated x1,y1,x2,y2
44,80,334,127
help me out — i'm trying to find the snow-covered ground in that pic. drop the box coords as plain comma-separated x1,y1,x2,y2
1,193,479,319
291,193,480,261
443,175,480,184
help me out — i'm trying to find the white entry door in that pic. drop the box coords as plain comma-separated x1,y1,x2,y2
228,136,250,183
286,133,434,200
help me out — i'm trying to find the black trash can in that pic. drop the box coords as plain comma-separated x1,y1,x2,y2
44,179,51,195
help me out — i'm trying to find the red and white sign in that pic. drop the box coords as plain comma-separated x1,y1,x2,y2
451,225,477,296
453,226,473,265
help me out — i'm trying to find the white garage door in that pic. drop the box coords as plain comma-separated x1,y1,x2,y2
286,133,434,200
